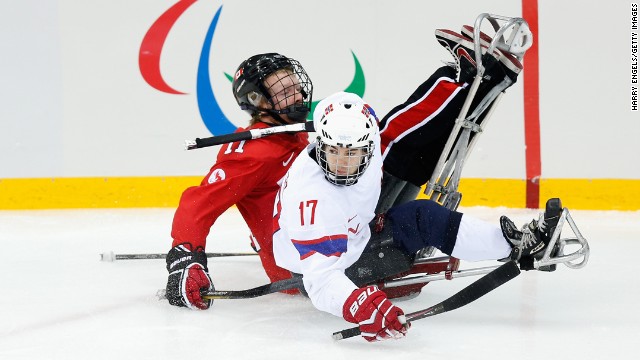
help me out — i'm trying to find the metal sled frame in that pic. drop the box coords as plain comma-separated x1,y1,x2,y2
385,14,589,290
415,13,532,262
383,208,590,289
426,13,532,208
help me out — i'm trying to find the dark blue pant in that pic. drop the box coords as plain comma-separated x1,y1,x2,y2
387,199,462,255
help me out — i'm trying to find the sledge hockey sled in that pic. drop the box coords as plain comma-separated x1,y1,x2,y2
425,13,533,209
348,13,590,299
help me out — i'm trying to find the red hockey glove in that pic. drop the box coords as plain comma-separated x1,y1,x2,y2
165,244,214,310
342,285,410,342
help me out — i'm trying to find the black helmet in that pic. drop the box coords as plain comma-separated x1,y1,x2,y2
232,53,313,124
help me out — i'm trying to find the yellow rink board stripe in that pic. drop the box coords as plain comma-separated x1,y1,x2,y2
428,178,640,210
0,177,202,209
1,177,639,210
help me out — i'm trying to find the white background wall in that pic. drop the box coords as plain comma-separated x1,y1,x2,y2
1,0,638,179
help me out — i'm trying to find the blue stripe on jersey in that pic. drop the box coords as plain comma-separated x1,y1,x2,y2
291,235,348,260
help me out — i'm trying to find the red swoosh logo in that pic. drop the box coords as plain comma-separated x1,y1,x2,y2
456,48,476,67
139,0,197,94
348,224,360,234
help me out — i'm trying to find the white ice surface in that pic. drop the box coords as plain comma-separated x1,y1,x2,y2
0,206,638,359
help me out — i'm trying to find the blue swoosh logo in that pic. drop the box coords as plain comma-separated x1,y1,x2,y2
140,3,366,136
196,5,236,135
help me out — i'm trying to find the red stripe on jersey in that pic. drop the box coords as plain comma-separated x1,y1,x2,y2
380,77,462,158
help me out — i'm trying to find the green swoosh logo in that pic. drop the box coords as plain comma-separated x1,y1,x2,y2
224,50,365,120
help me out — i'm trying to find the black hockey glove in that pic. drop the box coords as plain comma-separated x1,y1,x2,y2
165,244,214,310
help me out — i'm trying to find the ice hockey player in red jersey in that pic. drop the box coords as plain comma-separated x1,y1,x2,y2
165,53,313,310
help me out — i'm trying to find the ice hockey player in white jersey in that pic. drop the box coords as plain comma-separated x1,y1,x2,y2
272,92,558,342
272,92,396,339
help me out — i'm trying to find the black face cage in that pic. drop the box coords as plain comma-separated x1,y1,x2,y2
261,59,313,122
316,139,375,186
234,54,313,123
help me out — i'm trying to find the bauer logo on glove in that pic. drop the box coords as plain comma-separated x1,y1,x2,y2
342,285,410,342
165,244,215,310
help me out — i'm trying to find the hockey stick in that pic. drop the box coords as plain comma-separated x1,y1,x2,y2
185,121,315,150
100,251,257,262
156,277,303,301
202,277,303,299
332,260,521,340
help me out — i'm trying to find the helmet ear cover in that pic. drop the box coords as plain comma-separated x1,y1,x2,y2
247,91,263,107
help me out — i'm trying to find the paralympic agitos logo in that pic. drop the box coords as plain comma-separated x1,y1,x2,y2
138,0,366,135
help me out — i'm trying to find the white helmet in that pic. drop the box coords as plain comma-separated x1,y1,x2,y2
313,92,378,186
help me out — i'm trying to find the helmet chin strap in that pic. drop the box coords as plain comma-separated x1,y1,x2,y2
243,103,309,125
265,106,309,125
265,110,293,125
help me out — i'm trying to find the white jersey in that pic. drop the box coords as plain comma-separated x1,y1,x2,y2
273,142,383,317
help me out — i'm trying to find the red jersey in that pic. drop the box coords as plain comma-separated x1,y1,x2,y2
171,122,308,283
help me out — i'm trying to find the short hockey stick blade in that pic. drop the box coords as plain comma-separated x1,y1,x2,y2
185,121,314,150
201,277,303,299
332,260,520,340
157,277,304,301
